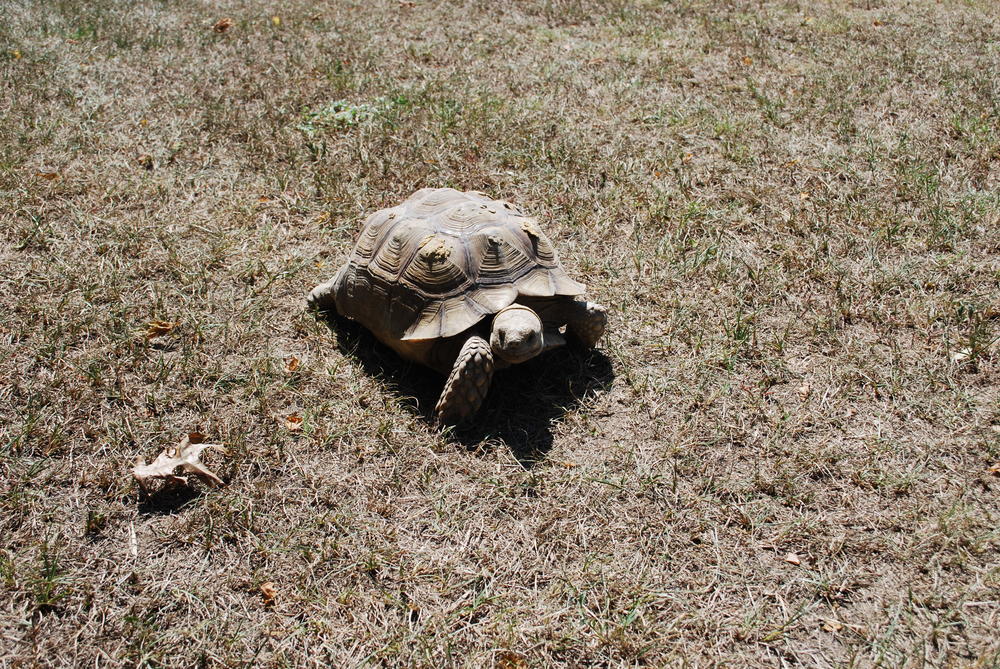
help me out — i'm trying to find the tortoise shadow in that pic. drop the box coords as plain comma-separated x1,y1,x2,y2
318,312,615,465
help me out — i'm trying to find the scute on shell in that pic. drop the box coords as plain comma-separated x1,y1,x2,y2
333,188,584,341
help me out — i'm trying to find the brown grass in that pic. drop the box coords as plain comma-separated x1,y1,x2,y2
2,0,999,665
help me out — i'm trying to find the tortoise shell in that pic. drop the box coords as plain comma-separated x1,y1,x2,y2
333,188,585,341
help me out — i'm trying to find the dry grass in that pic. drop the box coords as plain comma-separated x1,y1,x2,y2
2,0,1000,665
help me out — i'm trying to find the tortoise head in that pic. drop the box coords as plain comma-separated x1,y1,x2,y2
490,304,543,364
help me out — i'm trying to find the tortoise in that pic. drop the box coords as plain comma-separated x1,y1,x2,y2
307,188,607,422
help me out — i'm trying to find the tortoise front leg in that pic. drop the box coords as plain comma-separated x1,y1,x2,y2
435,335,494,423
565,300,607,348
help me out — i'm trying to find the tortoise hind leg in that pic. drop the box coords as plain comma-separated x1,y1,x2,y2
435,335,494,423
565,301,607,348
307,278,338,312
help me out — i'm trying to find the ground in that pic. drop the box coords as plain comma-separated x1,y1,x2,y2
1,0,999,666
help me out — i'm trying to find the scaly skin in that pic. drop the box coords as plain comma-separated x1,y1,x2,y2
435,335,494,423
306,275,339,312
565,300,607,348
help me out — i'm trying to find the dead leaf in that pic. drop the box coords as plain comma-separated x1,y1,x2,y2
260,581,277,606
133,434,226,491
796,382,812,400
213,17,233,33
989,463,1000,476
284,356,300,372
742,56,753,66
798,191,810,200
36,171,59,180
496,651,529,669
136,153,153,170
784,552,801,566
145,320,177,339
284,414,303,431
